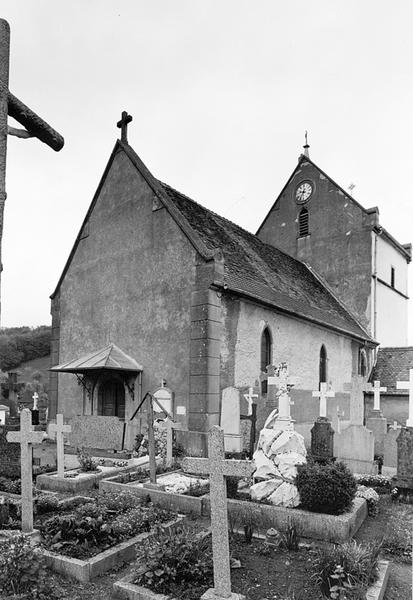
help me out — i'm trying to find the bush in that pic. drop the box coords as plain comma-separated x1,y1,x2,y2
76,447,99,472
0,535,61,598
296,461,357,515
133,527,213,595
34,493,61,515
354,474,391,494
0,476,22,494
312,539,382,598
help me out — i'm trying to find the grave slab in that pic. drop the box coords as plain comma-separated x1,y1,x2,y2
69,415,124,450
366,415,387,455
311,418,334,463
334,424,376,474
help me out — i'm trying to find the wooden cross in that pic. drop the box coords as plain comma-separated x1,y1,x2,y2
0,19,64,324
117,110,133,143
312,382,335,418
6,409,45,532
372,380,387,412
243,386,258,416
397,368,413,427
182,426,255,598
49,414,71,478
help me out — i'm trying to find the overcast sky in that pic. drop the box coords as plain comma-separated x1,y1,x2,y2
0,1,412,343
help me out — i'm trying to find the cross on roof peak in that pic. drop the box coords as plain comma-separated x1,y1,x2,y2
117,110,133,143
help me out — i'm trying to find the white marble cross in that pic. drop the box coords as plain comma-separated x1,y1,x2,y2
268,363,298,427
32,392,39,410
312,382,335,418
182,426,255,599
243,387,258,416
165,418,184,467
7,408,45,532
397,368,413,427
48,414,71,478
372,380,387,412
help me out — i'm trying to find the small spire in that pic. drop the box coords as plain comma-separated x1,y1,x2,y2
303,130,310,158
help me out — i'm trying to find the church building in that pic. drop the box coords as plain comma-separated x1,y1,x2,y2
49,118,383,449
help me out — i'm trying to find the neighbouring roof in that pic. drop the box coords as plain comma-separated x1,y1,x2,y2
50,343,142,374
371,347,413,394
161,182,373,343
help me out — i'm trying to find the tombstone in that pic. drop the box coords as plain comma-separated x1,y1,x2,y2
311,383,335,463
48,414,71,478
383,425,401,471
182,426,255,600
393,427,413,491
0,403,9,425
243,387,258,417
267,362,298,431
331,406,344,434
31,392,39,426
69,415,124,450
366,381,388,455
221,387,242,453
344,375,371,426
396,368,413,427
153,379,173,417
6,409,45,532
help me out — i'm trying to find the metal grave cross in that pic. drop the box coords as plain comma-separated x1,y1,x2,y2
182,426,255,599
372,380,387,412
48,414,72,478
243,386,258,416
397,368,413,427
7,408,45,532
117,110,133,143
312,382,335,418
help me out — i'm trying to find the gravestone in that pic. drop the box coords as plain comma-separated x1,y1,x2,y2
182,426,255,600
267,362,297,431
0,403,9,425
394,427,413,490
69,415,124,450
243,387,258,416
397,368,413,427
31,392,39,426
0,424,20,477
366,381,387,455
48,414,71,477
311,383,335,462
6,409,45,532
383,426,401,470
221,387,242,453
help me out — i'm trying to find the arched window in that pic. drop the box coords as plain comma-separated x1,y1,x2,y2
261,327,272,394
359,349,367,377
97,378,125,419
319,345,327,385
298,207,309,237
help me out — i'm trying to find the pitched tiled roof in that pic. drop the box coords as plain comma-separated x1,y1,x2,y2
371,347,413,394
161,183,373,343
50,343,142,373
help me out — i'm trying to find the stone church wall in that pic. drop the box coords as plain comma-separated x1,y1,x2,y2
220,296,354,444
52,149,196,424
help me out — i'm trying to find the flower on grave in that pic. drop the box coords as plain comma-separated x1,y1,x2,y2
355,485,379,517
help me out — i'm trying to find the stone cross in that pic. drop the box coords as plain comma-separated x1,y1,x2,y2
243,387,258,416
312,382,335,418
6,408,45,532
32,391,39,410
372,380,387,412
397,368,413,427
344,375,372,425
48,414,71,478
182,426,255,599
117,110,133,143
268,363,298,428
165,418,184,468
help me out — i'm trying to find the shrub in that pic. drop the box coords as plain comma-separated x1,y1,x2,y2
76,447,99,472
0,535,61,598
0,476,22,494
34,493,61,515
354,474,391,494
133,527,213,595
383,507,412,562
97,491,141,513
296,461,357,514
355,486,379,517
312,539,382,598
280,518,300,551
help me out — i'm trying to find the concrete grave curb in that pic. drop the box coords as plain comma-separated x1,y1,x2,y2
41,515,186,582
112,559,391,600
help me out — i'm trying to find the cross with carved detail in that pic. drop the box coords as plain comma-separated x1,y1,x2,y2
117,110,133,142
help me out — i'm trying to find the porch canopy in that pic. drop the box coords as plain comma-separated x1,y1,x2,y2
50,343,143,374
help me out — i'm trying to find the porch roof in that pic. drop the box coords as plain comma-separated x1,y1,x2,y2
50,343,142,374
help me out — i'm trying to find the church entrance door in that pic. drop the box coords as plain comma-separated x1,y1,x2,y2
97,379,125,419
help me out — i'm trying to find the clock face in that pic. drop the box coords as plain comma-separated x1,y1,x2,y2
295,181,313,204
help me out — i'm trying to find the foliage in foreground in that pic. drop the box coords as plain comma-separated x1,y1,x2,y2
0,535,63,599
296,461,357,515
382,506,413,562
133,527,213,597
40,492,174,558
312,539,382,598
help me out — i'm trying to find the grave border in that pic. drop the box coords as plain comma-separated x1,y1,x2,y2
112,559,390,600
40,515,186,582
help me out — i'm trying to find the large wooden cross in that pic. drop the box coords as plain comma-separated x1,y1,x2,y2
182,426,255,599
312,382,335,418
397,368,413,427
48,414,71,477
7,408,45,532
0,19,64,323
